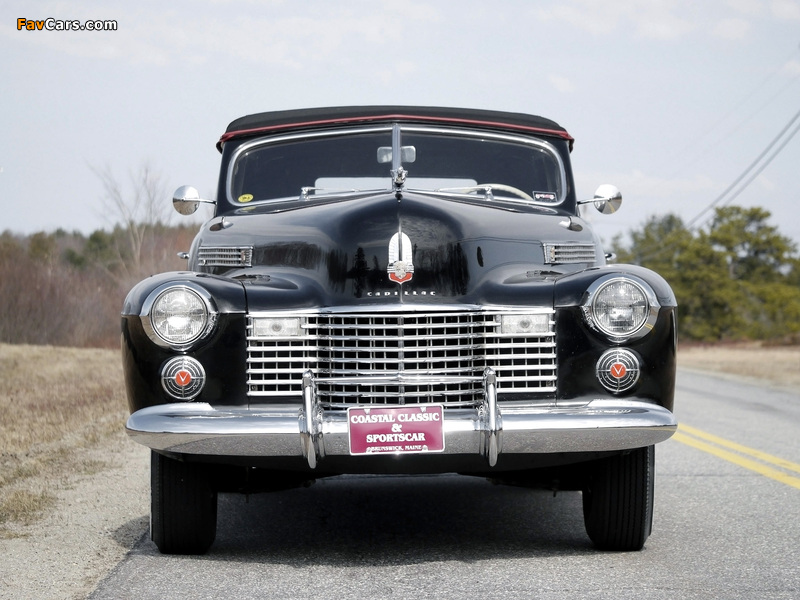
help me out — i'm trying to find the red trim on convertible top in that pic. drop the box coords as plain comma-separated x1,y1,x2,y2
216,113,575,151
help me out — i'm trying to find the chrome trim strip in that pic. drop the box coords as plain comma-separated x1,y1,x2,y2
248,304,551,316
126,399,677,460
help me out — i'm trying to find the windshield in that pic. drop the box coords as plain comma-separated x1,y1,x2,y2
228,126,565,206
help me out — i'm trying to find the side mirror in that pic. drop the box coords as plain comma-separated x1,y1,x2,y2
591,184,622,214
172,185,214,216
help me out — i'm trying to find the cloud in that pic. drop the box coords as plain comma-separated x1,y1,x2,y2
377,60,419,86
532,0,696,40
533,0,800,41
532,5,615,36
575,169,717,202
575,169,723,238
771,0,800,19
780,59,800,76
754,173,778,192
726,0,763,16
632,9,696,40
548,75,575,93
712,17,752,39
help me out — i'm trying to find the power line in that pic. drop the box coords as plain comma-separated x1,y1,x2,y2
686,106,800,230
717,121,800,210
666,44,800,176
627,105,800,266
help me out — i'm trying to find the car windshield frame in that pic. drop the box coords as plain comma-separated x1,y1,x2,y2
225,124,568,209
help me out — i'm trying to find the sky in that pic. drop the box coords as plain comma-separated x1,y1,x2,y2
2,0,799,249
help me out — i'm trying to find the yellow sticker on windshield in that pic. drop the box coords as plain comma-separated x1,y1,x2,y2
238,194,253,203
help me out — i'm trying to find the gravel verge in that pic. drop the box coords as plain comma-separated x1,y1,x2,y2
0,431,149,600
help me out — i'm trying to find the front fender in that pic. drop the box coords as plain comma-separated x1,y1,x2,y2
552,265,677,412
122,272,248,413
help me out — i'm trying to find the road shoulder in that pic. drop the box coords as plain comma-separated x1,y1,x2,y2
0,431,149,600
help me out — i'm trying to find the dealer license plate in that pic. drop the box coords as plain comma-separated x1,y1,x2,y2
348,405,445,455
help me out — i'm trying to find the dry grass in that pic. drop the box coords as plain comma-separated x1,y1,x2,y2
0,344,127,536
0,489,55,526
678,342,800,389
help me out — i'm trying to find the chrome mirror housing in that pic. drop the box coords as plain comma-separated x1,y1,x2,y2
173,185,215,216
592,184,622,214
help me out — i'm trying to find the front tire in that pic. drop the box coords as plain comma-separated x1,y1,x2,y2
151,451,217,555
582,445,655,551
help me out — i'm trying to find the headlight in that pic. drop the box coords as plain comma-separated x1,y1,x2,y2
583,276,659,342
142,284,217,349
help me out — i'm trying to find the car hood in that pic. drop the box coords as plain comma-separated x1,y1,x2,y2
191,192,603,307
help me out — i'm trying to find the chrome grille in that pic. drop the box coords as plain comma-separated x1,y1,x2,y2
247,309,556,407
197,246,253,267
543,243,596,264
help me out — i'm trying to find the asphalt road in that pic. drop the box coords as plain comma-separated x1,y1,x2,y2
90,370,800,599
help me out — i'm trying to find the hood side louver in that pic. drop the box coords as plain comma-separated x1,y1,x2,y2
543,243,596,265
197,246,254,267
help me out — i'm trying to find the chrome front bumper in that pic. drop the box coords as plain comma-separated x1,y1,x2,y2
126,369,677,469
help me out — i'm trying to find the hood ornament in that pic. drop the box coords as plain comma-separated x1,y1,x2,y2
392,166,407,189
388,231,414,284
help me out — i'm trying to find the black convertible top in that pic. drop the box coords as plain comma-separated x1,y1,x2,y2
218,106,574,151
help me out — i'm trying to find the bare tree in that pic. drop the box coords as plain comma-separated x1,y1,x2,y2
91,162,175,285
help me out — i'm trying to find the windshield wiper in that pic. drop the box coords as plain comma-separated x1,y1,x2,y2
298,186,390,201
300,187,387,202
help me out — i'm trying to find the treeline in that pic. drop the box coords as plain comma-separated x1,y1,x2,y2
1,204,799,348
0,225,197,348
611,205,800,343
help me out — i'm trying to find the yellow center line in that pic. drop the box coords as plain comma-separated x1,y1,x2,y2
673,426,800,490
679,424,800,475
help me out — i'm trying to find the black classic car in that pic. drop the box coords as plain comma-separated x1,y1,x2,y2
123,106,677,555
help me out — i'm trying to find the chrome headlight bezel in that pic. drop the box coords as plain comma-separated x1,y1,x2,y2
582,275,660,343
141,283,218,350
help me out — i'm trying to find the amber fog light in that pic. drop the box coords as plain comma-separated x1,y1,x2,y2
596,348,640,393
161,356,206,400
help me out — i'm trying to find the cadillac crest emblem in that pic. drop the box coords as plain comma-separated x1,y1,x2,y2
388,231,414,284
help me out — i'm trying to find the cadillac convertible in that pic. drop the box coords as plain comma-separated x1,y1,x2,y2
122,106,677,555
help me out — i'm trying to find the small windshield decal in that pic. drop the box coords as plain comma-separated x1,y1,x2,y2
533,192,557,202
238,194,254,203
